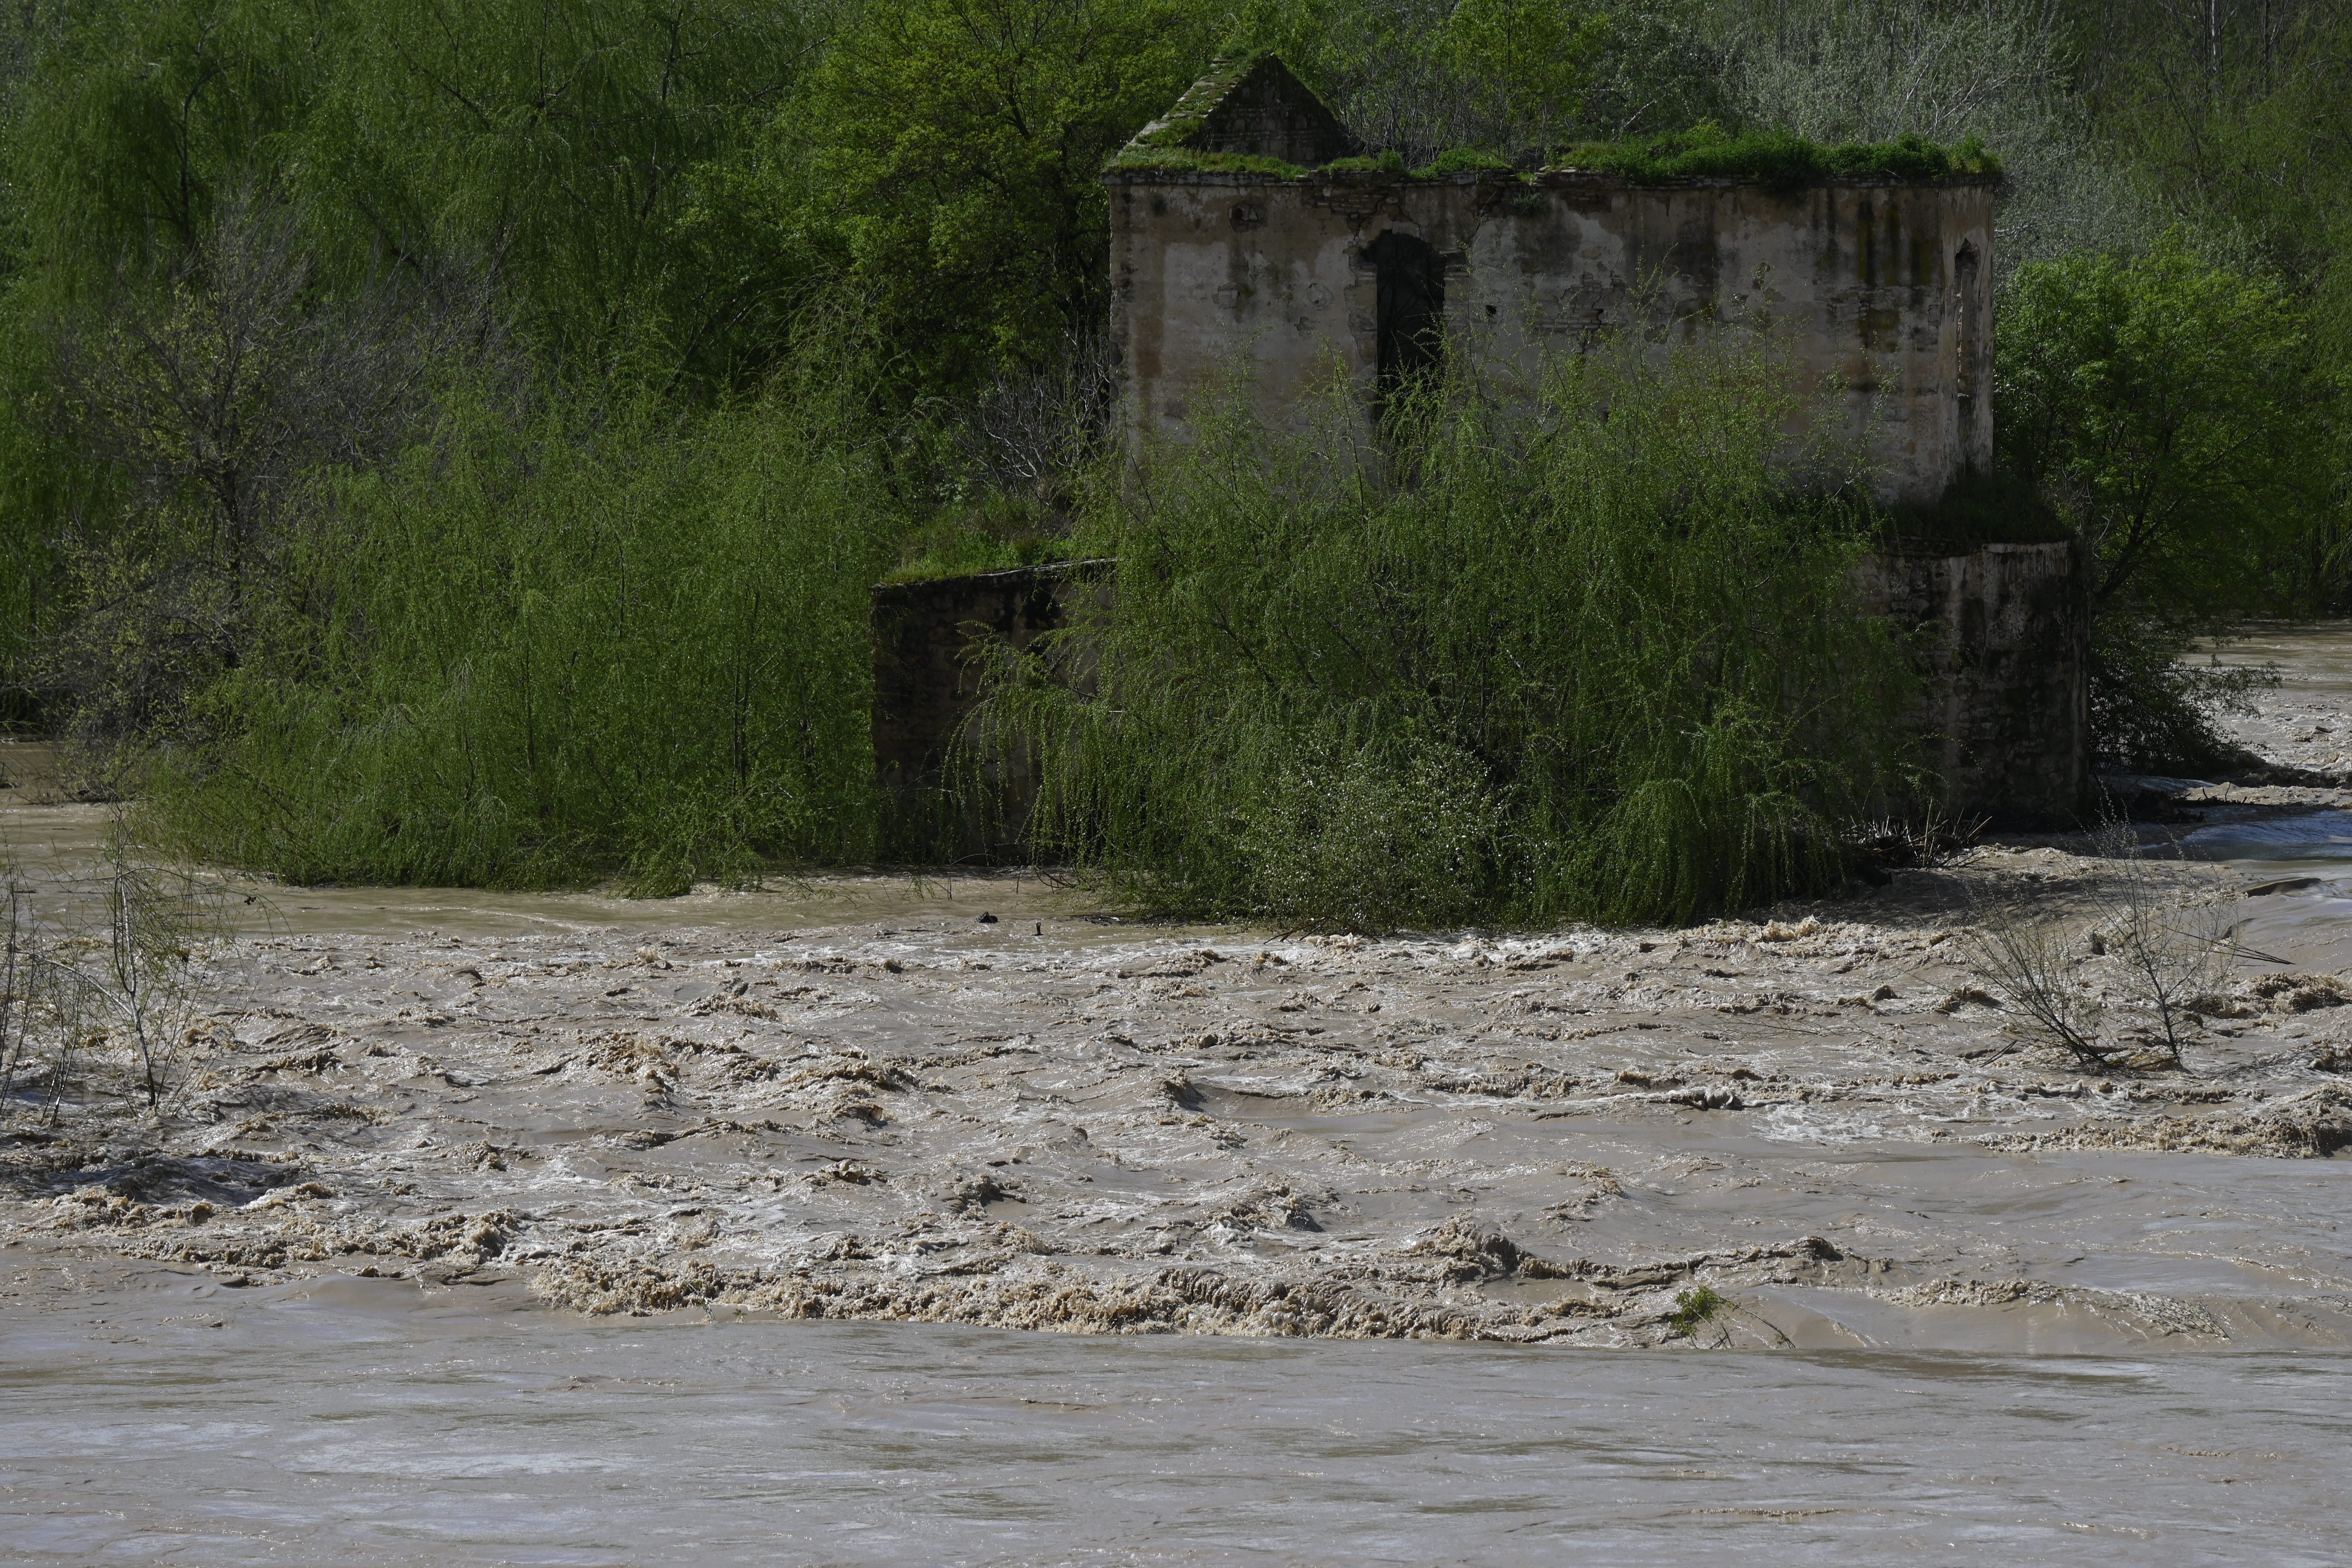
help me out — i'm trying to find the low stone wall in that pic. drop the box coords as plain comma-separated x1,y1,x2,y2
869,561,1110,859
872,542,2090,860
1857,538,2090,826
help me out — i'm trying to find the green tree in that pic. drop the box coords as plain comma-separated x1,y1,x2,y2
1998,239,2330,767
1436,0,1605,156
789,0,1211,394
292,0,823,383
1998,239,2320,614
2054,0,2352,605
0,0,822,379
0,0,827,725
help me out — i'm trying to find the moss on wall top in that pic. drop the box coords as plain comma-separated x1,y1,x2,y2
1114,52,1999,185
1112,142,1312,178
1112,109,2001,188
1126,50,1273,155
1548,124,2001,186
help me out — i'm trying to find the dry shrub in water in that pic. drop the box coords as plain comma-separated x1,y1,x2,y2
1963,901,2115,1068
1965,828,2240,1071
2,822,235,1120
2091,828,2237,1067
971,339,1920,929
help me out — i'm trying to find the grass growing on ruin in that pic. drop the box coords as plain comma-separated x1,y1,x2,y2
144,381,890,895
973,344,1922,930
1109,145,1310,178
1111,117,1997,187
1549,124,2000,186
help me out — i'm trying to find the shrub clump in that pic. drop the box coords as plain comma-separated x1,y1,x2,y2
971,341,1921,930
144,382,889,896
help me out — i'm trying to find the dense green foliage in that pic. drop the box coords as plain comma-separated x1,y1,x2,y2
1999,241,2323,617
1999,239,2332,769
4,0,823,379
151,385,890,893
3,0,2351,912
979,347,1917,928
795,0,1213,391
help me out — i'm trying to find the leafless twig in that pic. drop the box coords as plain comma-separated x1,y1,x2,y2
1,816,242,1122
1964,897,2117,1068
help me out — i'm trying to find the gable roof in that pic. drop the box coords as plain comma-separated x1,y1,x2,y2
1128,53,1356,168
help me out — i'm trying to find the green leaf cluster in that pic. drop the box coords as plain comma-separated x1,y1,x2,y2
1996,236,2331,771
1,0,824,382
1998,238,2323,616
1433,0,1608,155
2059,1,2352,611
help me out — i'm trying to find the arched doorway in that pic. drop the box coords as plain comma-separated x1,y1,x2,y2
1363,231,1445,411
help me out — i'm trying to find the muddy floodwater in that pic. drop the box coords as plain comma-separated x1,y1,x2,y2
7,631,2352,1564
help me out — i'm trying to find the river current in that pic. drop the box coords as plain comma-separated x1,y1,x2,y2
8,1289,2350,1566
6,631,2352,1565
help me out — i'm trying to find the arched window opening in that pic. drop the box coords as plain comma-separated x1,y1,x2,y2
1953,241,1982,408
1364,231,1445,412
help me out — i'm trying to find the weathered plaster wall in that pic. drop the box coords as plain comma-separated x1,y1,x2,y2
1856,540,2090,824
1108,170,1994,503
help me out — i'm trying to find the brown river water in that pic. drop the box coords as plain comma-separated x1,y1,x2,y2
6,631,2352,1564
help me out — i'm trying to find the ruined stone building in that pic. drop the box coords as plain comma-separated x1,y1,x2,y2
1094,56,2087,820
1107,54,1995,504
871,58,2091,848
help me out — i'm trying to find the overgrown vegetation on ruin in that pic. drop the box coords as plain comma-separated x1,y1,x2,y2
1549,124,1998,184
4,0,2352,902
972,344,1918,928
1110,121,1999,181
